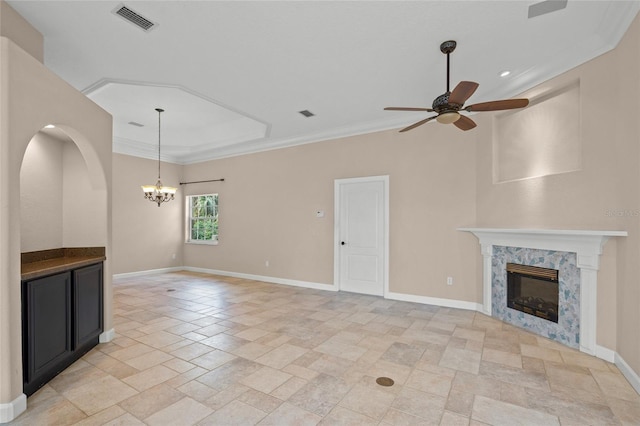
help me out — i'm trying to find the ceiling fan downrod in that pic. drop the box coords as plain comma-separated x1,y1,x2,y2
440,40,457,93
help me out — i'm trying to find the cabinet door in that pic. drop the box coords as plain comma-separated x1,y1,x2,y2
73,263,103,348
23,272,72,387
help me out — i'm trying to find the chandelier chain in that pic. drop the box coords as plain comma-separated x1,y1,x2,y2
141,107,176,206
157,107,163,179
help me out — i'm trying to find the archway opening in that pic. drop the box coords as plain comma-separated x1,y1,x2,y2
20,126,107,252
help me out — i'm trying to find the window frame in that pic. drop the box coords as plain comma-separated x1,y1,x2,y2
185,193,219,245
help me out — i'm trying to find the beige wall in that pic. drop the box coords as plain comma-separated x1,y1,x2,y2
20,133,64,251
0,34,112,415
474,15,640,365
63,140,108,248
182,126,480,302
611,11,640,379
111,153,184,275
0,1,42,62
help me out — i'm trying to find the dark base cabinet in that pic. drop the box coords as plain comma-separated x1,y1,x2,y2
73,263,104,349
22,272,72,396
22,262,103,396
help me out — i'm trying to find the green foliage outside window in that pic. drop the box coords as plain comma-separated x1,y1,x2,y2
189,194,218,241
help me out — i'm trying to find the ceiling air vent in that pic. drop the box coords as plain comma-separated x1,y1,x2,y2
528,0,568,19
299,110,315,118
112,4,157,32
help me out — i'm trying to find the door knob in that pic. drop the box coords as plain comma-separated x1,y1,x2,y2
341,241,346,245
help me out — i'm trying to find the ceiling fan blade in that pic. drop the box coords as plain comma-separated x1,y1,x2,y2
385,107,434,112
465,98,529,112
453,115,477,131
399,116,438,132
448,81,479,105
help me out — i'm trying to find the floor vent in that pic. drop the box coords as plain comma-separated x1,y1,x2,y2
376,377,394,387
113,4,157,32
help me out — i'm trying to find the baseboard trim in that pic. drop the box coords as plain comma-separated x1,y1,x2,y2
385,291,482,312
99,328,115,343
0,393,26,423
183,267,337,292
595,345,616,363
113,267,183,280
615,352,640,395
116,268,479,309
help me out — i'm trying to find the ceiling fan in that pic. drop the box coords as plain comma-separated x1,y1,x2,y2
385,40,529,132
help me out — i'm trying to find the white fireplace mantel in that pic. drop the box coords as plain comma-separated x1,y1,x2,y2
459,228,627,357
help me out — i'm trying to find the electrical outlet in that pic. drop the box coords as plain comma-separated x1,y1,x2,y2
172,253,176,260
265,260,269,267
447,277,453,286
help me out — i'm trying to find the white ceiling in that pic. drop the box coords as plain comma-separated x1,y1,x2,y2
8,1,640,164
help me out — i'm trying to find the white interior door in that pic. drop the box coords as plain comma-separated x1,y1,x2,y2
335,176,388,296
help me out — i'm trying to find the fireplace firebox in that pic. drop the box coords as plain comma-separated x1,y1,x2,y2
506,263,559,323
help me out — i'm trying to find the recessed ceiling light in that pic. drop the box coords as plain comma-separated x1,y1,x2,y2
44,124,55,129
500,71,511,78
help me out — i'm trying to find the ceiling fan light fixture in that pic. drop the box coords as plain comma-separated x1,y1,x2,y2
384,40,528,132
436,111,460,124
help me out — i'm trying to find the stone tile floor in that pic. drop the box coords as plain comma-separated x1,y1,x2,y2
9,271,640,425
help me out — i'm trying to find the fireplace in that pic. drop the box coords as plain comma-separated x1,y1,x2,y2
459,227,627,357
506,263,559,323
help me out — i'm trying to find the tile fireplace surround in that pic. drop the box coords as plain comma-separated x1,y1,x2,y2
460,228,627,359
492,246,579,349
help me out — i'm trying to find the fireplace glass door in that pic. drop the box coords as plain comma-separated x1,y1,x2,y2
506,263,559,323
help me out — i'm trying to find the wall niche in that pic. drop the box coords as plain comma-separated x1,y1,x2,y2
493,80,582,184
20,128,106,252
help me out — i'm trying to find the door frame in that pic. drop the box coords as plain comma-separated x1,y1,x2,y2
333,175,389,296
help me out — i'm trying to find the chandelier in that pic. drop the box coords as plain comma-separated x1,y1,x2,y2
141,108,177,206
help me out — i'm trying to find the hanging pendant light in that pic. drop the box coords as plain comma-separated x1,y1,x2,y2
141,108,177,206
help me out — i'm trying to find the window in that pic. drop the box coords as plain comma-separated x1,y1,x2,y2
186,194,219,244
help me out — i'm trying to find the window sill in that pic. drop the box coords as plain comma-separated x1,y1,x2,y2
185,240,219,246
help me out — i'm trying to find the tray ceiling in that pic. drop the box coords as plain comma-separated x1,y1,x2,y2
8,1,639,164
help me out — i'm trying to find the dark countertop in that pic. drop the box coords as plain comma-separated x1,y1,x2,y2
21,247,106,281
